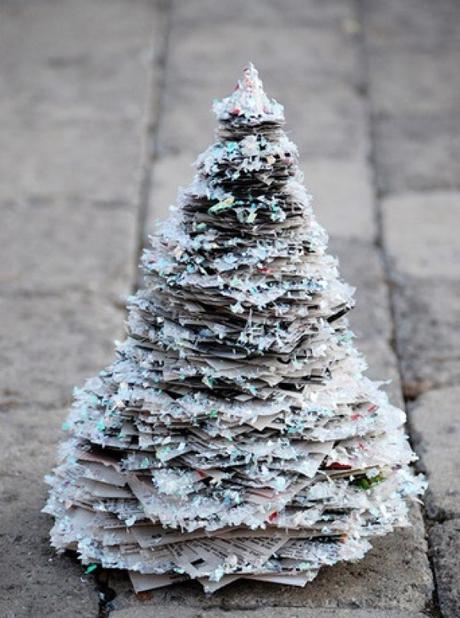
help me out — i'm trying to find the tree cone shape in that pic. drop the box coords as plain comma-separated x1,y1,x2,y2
44,65,425,594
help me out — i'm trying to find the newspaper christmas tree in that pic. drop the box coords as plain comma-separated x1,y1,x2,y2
44,64,425,593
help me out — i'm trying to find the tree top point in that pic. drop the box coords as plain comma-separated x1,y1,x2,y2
212,63,285,125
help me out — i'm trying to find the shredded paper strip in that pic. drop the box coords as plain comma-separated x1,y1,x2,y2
44,64,426,593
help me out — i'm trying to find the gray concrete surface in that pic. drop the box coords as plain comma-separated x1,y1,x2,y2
362,0,460,195
1,0,459,617
383,192,460,394
430,519,460,618
0,1,157,616
410,387,460,521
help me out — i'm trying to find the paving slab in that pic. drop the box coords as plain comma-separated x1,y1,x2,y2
0,290,123,409
409,387,460,520
0,1,159,616
429,519,460,618
1,197,137,299
304,159,375,242
363,0,460,194
0,0,155,204
382,192,460,280
365,6,460,613
0,404,97,618
391,278,460,395
382,192,460,393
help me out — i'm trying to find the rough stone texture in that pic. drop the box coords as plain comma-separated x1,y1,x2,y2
367,4,460,616
382,192,460,393
410,387,460,520
304,159,375,242
366,5,460,617
0,0,157,299
111,608,426,618
1,197,137,299
0,291,122,409
0,1,157,616
430,519,460,618
363,0,460,195
383,192,460,280
0,0,154,203
1,405,96,618
391,278,460,394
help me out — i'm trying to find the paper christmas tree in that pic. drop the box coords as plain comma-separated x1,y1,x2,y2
44,65,425,593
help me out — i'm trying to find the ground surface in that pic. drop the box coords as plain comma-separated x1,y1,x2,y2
1,1,459,617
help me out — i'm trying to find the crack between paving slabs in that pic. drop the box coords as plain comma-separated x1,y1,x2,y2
133,0,174,293
94,1,174,616
354,1,442,616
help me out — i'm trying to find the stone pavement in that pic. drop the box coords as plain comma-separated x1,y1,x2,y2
0,1,458,616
